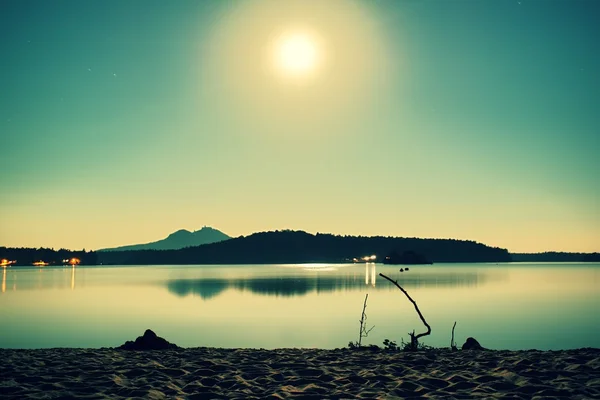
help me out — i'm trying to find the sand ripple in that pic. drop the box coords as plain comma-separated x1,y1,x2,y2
1,347,598,399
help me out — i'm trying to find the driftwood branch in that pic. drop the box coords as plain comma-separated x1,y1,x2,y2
379,273,431,349
358,293,374,347
451,321,457,351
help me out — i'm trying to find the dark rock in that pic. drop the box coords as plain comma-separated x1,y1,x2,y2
119,329,179,351
462,337,485,350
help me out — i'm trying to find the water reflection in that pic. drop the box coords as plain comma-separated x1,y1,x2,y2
167,276,354,299
166,265,493,299
0,264,504,295
1,268,20,292
0,266,79,292
365,263,376,287
301,264,337,271
168,279,229,300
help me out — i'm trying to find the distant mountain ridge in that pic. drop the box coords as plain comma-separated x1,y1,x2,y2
4,230,599,266
98,227,231,252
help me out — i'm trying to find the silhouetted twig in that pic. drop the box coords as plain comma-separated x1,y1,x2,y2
379,273,431,350
358,293,375,347
451,321,457,351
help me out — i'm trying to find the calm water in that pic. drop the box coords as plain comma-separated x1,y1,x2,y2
1,263,598,350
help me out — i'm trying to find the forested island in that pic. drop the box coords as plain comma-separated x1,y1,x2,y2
97,230,512,264
3,230,598,266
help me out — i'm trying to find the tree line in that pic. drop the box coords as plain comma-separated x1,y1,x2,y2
0,247,98,266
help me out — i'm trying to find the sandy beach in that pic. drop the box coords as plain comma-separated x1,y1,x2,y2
1,346,599,399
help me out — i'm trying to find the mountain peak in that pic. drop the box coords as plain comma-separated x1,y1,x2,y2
168,229,192,238
99,227,231,252
194,226,217,232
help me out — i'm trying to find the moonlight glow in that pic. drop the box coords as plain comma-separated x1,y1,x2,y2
275,33,320,77
205,0,391,137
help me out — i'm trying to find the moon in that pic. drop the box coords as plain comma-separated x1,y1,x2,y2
204,0,391,137
274,32,320,78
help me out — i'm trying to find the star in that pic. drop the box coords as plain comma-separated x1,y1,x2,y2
113,73,117,77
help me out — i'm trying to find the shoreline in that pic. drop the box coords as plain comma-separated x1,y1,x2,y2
2,347,598,399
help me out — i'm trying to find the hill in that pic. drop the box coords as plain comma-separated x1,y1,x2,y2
97,227,231,252
96,230,512,265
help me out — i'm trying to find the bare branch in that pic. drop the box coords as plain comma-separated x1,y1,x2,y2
451,321,457,351
379,273,431,349
357,293,374,347
358,294,367,347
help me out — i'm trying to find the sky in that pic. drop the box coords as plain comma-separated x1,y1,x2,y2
1,0,598,253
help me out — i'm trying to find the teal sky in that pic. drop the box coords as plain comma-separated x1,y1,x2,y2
1,0,598,252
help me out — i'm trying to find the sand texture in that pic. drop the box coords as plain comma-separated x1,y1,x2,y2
1,347,599,399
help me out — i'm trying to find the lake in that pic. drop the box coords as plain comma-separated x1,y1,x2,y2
1,263,598,350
